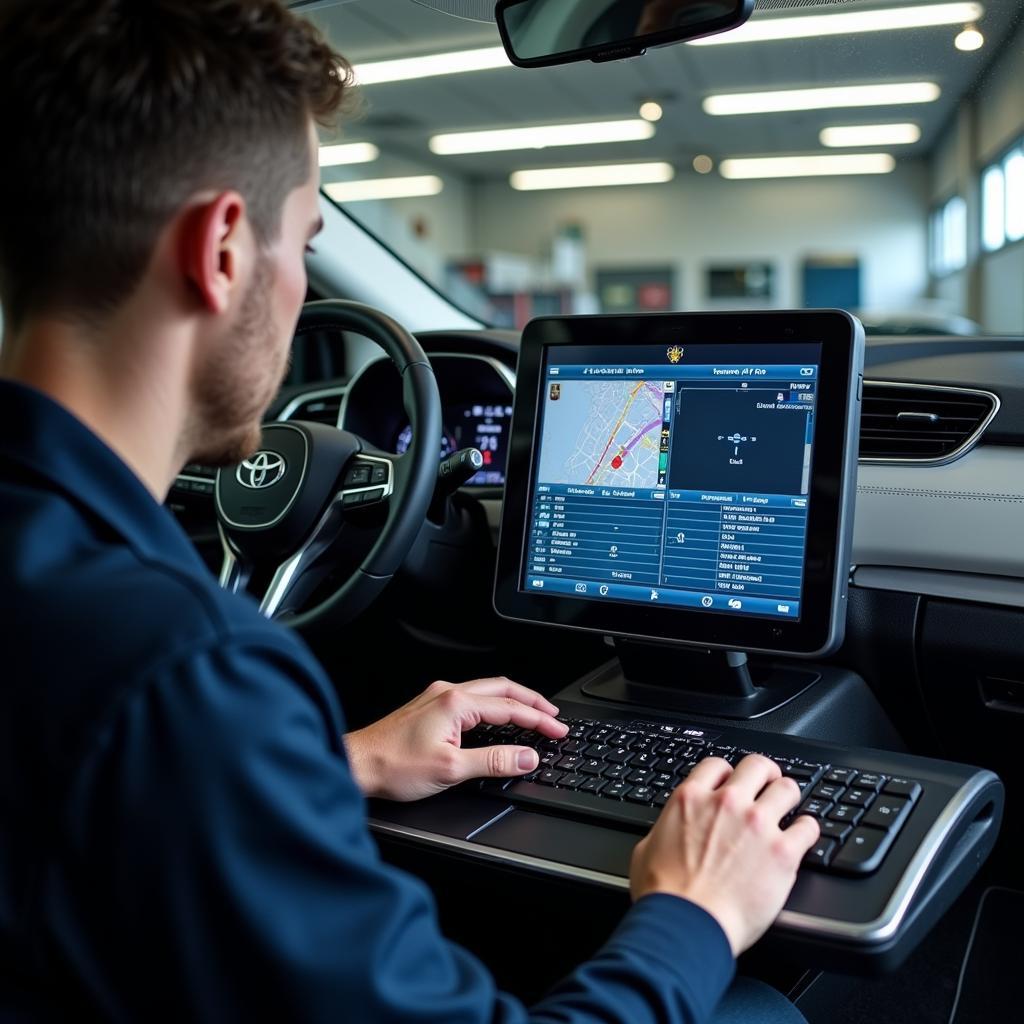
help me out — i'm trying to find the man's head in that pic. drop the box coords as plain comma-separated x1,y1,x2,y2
0,0,350,464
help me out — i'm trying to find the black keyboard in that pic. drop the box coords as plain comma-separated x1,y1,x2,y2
467,716,923,876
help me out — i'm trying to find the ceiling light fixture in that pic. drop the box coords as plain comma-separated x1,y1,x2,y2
510,162,675,191
689,2,984,46
639,101,664,122
352,46,510,86
323,176,444,202
430,119,654,155
318,143,380,167
704,82,941,116
820,123,921,147
692,155,714,174
954,24,985,50
719,154,896,179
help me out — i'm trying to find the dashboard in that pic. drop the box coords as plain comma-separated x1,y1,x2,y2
340,353,515,487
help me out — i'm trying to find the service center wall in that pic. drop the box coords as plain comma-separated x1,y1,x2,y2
469,163,930,313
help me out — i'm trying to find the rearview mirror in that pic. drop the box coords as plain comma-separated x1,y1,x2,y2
496,0,755,68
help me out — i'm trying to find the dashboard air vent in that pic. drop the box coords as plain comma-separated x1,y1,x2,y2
859,382,998,464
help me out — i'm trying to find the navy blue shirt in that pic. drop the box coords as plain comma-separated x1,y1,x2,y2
0,380,735,1022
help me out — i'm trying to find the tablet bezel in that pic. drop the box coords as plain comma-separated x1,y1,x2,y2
493,309,864,658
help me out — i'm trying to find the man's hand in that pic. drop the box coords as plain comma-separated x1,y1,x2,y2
344,677,568,802
630,754,820,956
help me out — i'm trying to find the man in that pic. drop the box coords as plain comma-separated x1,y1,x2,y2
0,2,819,1021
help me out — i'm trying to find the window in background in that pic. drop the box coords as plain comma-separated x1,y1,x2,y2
930,196,967,276
982,164,1005,252
981,141,1024,253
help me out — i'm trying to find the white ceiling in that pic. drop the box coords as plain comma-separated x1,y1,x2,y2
306,0,1024,181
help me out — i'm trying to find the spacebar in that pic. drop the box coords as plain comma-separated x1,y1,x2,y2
488,780,659,831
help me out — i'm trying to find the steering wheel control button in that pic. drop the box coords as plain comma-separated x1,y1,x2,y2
342,491,366,508
370,465,388,485
344,464,372,487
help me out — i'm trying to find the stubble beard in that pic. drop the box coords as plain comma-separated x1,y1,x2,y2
187,255,291,467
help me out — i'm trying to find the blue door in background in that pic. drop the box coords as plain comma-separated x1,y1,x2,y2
802,257,861,309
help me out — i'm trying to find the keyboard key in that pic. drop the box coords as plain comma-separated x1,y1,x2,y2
602,764,628,781
630,752,656,769
651,772,674,789
861,796,912,832
812,782,846,801
803,837,837,869
584,743,612,759
819,820,852,842
851,772,886,792
827,803,863,825
825,768,856,784
626,786,655,804
798,798,834,819
539,751,559,767
555,755,583,772
579,777,606,795
842,788,876,808
783,764,817,781
607,747,633,765
560,740,585,755
831,826,894,874
653,789,672,807
883,777,922,802
559,774,586,790
603,781,631,799
537,770,564,786
580,759,605,776
627,769,655,785
655,756,684,773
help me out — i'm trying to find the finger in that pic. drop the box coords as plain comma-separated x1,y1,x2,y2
780,813,821,860
458,676,561,718
455,743,539,783
722,754,782,801
466,695,567,738
680,756,733,791
753,775,804,823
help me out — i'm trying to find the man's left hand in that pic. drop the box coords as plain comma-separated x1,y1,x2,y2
344,677,567,802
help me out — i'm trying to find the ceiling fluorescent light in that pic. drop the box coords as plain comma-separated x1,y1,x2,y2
430,120,654,155
719,154,896,179
353,47,510,86
704,82,940,116
510,162,675,191
820,123,921,147
318,143,380,167
689,2,983,46
324,176,444,202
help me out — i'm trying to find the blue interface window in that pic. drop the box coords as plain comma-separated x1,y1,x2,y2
523,342,822,620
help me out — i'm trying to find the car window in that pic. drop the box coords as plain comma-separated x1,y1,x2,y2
307,0,1024,336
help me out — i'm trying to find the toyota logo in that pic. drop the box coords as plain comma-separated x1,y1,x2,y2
236,451,287,489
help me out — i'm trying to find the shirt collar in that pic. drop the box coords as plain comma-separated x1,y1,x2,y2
0,380,208,574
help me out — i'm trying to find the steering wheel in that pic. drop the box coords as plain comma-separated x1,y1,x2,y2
214,299,442,630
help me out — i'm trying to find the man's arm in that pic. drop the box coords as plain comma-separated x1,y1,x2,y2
41,637,809,1022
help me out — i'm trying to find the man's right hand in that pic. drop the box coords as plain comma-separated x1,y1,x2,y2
629,754,820,956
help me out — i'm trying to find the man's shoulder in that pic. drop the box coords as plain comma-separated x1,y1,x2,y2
0,477,326,792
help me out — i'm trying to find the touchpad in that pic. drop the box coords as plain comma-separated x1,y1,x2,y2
470,808,637,878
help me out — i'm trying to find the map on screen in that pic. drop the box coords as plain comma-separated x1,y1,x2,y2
536,379,667,488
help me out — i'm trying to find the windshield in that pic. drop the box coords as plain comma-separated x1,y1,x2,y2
307,0,1024,336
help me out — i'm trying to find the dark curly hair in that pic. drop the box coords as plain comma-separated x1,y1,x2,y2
0,0,352,331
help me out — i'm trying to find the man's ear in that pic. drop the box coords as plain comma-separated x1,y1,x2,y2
180,192,248,314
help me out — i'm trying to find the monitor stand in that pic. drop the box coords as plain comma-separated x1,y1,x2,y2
580,638,821,720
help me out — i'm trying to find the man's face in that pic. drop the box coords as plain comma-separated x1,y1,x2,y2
189,123,323,466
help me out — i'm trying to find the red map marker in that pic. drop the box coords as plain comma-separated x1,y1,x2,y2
611,454,624,470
